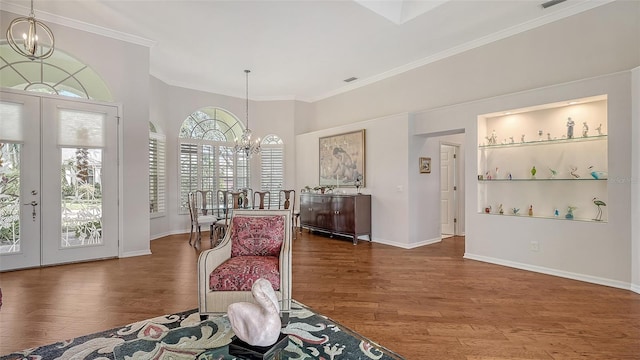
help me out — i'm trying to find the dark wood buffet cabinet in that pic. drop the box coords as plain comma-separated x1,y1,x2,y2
299,193,371,245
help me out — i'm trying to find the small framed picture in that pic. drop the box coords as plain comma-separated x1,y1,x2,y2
419,157,431,174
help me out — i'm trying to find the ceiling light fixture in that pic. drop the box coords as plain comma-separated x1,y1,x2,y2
234,70,261,158
541,0,566,9
6,0,55,60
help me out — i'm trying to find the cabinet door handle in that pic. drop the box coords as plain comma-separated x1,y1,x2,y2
334,210,340,215
308,208,313,211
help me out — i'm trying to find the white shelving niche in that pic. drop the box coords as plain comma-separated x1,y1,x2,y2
477,95,608,222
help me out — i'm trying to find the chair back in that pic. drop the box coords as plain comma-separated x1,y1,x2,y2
237,188,253,208
215,190,231,219
187,192,197,223
195,189,213,215
278,189,296,211
253,191,271,209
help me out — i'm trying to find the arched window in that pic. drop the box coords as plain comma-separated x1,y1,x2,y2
149,122,165,217
260,134,284,208
0,43,112,101
178,107,249,214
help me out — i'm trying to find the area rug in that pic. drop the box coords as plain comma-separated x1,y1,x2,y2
1,301,404,360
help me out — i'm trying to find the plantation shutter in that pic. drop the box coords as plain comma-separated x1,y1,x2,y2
179,142,199,213
261,145,284,208
149,132,166,216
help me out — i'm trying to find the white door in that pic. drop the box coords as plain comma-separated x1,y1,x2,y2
0,91,119,270
440,144,457,236
0,92,41,270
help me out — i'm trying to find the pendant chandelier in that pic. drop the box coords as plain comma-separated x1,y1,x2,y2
234,70,261,157
6,0,55,60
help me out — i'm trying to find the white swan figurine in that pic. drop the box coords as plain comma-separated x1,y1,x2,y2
227,278,282,347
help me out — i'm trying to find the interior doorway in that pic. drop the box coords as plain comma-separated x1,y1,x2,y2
440,142,460,238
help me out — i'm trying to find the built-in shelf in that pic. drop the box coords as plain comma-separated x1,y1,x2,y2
478,178,607,182
479,134,607,149
477,212,606,223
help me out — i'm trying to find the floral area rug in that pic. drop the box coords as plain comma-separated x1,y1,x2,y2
1,301,404,360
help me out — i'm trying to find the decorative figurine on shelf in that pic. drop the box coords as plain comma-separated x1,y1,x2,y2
485,205,492,214
566,117,575,139
487,130,497,145
509,136,514,144
554,208,559,217
596,123,603,135
354,175,363,194
582,122,589,137
588,166,608,180
565,206,577,220
485,171,492,180
498,204,504,215
592,198,606,221
495,167,499,179
538,130,543,141
547,133,552,141
508,172,512,180
528,205,533,216
530,165,537,179
570,166,580,179
548,168,557,179
512,208,520,215
521,134,525,143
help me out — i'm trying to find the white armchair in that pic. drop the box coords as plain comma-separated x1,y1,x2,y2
198,209,292,316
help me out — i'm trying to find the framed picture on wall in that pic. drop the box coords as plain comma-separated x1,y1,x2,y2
319,129,365,187
419,157,431,174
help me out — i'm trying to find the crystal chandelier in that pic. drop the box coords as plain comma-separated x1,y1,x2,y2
234,70,261,157
6,0,55,60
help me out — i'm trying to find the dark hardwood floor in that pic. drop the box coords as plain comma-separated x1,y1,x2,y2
1,231,639,359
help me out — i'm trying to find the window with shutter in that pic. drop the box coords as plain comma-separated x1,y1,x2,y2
177,108,249,214
260,135,284,208
149,123,165,217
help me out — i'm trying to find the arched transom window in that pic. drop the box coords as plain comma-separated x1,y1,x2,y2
0,43,111,101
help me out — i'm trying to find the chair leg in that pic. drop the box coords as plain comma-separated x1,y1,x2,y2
188,224,194,245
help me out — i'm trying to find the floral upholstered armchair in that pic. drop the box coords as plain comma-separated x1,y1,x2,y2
198,209,292,317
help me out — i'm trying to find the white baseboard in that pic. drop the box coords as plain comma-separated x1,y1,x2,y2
150,229,188,240
465,252,632,291
373,236,441,249
120,249,152,258
631,283,640,295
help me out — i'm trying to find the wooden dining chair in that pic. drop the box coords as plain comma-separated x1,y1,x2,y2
253,191,271,209
278,189,300,237
188,191,216,249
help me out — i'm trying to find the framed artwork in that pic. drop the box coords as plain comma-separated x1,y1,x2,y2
419,157,431,174
319,129,365,187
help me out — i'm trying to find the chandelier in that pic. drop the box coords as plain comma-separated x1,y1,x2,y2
6,0,55,60
234,70,261,157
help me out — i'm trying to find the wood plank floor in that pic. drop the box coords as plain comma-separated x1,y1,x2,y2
1,232,639,359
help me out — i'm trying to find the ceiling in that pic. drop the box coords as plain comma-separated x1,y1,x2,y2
0,0,611,102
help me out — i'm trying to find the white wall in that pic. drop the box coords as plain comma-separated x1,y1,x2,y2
414,72,633,288
310,1,640,130
295,113,411,247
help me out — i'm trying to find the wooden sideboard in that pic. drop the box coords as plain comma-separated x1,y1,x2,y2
299,193,371,245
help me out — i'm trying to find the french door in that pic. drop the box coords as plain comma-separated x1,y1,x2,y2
0,90,119,271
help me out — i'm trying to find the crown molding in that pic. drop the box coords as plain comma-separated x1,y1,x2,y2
305,0,614,103
0,1,155,48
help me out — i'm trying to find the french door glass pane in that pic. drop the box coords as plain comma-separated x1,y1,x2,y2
60,147,103,247
0,143,21,254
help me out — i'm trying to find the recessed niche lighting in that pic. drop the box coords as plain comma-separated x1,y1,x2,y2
343,77,358,83
568,101,579,105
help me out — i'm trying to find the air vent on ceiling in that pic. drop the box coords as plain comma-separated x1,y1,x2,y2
541,0,566,9
343,77,358,83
